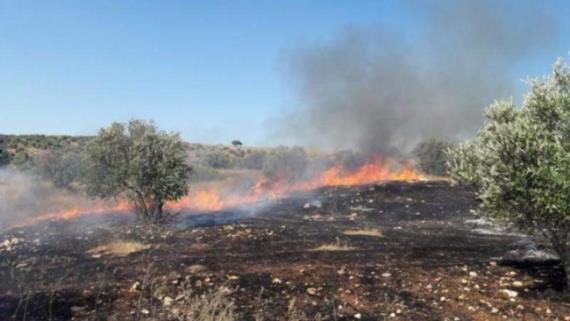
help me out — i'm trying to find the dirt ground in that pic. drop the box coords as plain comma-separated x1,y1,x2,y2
1,181,569,320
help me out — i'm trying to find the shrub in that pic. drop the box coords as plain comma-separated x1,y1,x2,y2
413,138,454,176
173,284,238,321
262,147,308,181
34,147,83,189
0,149,11,167
448,59,570,289
10,147,31,168
84,120,190,220
241,150,266,170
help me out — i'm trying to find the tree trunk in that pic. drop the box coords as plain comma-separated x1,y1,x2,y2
132,192,149,220
547,230,570,291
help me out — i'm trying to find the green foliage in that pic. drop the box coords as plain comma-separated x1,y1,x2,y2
10,147,31,168
34,147,84,189
0,149,11,167
446,142,480,185
84,120,190,220
262,147,308,181
448,59,570,287
413,138,454,176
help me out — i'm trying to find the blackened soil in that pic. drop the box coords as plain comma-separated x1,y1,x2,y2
1,181,568,321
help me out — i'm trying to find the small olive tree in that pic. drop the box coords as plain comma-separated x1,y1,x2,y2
448,59,570,288
413,138,454,176
85,120,190,220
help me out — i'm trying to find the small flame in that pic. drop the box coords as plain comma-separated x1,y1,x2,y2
9,155,422,229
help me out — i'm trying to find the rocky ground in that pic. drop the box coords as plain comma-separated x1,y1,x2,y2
1,181,569,321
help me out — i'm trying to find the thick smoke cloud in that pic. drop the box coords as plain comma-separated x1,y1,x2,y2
282,0,558,154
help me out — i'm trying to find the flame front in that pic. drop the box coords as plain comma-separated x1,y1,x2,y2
10,156,423,228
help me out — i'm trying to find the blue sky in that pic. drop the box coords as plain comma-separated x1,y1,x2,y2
1,1,568,145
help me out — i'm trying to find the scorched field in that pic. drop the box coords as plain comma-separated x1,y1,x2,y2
1,181,568,321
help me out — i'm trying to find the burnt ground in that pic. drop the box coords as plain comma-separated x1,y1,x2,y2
1,181,570,321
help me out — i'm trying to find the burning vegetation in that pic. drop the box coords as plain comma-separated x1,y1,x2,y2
1,1,570,319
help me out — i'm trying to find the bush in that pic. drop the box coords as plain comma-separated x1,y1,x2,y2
0,149,11,167
34,148,83,189
413,138,454,176
262,147,308,181
241,150,266,170
448,59,570,289
84,120,190,220
173,283,238,321
10,147,31,168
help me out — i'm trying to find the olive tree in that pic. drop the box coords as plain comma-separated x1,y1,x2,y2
85,120,190,220
413,138,454,176
448,59,570,288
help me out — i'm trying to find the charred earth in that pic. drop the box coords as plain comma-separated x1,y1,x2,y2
0,181,568,320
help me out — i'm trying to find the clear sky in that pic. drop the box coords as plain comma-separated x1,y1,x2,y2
1,1,568,145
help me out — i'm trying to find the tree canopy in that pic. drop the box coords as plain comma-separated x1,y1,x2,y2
85,120,190,220
448,59,570,288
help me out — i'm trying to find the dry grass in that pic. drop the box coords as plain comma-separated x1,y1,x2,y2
309,238,356,252
342,228,383,237
173,284,238,321
87,240,150,257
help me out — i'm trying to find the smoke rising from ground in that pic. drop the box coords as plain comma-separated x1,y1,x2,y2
282,0,558,154
0,168,110,230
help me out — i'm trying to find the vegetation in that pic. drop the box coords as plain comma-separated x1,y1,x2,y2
0,149,11,167
447,59,570,289
240,150,266,170
413,138,454,176
189,164,222,183
84,120,190,220
262,147,308,181
5,135,89,150
173,284,238,321
205,151,234,169
34,147,83,189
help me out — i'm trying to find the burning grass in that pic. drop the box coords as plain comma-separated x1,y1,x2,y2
3,155,423,231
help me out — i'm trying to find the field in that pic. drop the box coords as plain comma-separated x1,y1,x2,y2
1,181,568,321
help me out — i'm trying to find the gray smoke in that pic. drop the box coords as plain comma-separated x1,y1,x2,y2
282,0,558,154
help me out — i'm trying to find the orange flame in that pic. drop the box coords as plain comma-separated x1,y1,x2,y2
8,156,422,229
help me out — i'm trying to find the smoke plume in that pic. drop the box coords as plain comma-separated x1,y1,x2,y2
282,0,558,154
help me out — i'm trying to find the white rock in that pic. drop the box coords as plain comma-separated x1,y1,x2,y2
500,289,518,298
354,313,362,319
70,306,85,313
130,281,141,292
